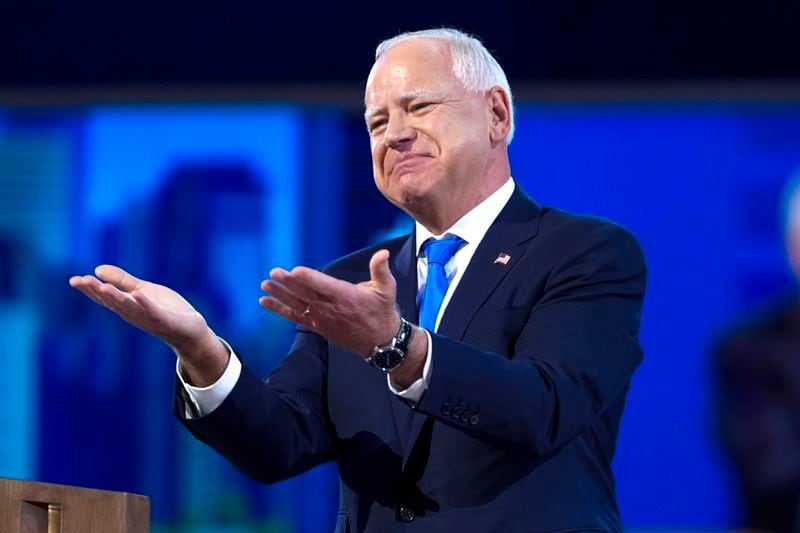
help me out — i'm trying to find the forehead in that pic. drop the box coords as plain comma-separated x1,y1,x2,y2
364,38,462,107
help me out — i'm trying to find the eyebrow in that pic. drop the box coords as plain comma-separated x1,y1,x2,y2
364,90,442,122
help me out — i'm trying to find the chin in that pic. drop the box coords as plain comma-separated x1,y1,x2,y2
394,176,431,200
379,169,442,208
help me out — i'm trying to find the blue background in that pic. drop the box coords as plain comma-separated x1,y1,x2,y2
1,100,799,531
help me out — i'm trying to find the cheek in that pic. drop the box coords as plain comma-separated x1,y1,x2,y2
371,144,385,173
444,124,490,165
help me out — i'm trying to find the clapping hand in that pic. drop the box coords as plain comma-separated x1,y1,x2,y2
259,249,401,357
69,265,228,385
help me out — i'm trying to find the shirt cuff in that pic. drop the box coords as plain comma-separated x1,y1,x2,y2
387,328,433,403
176,337,242,419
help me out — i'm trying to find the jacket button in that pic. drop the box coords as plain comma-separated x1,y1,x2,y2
451,405,464,418
440,402,452,416
398,506,415,523
468,414,480,426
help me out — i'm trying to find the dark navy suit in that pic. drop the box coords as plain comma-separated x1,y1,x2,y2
175,186,647,532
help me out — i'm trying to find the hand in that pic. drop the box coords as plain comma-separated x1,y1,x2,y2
69,265,228,385
259,250,401,357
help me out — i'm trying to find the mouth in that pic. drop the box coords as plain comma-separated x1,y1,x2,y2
389,153,432,176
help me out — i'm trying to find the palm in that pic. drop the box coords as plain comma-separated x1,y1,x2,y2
136,280,196,314
133,281,206,334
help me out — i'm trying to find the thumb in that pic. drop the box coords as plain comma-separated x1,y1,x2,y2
369,249,394,291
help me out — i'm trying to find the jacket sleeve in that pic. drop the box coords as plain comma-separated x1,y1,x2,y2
414,222,647,455
174,328,334,484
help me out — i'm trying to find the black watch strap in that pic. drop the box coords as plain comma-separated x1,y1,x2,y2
391,318,413,354
366,318,413,372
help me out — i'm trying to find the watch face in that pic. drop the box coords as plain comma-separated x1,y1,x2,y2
373,346,406,371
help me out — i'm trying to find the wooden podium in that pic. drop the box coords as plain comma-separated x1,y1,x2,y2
0,477,149,532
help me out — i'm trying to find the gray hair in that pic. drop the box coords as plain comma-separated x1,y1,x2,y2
374,28,516,144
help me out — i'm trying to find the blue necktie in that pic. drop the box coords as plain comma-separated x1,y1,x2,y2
419,235,465,331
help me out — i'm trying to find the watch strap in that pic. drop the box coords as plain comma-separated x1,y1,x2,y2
366,317,413,372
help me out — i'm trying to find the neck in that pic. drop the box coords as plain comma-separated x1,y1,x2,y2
415,152,510,234
413,175,509,235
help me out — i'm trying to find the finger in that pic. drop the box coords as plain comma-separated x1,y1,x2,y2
271,267,330,304
95,264,142,292
259,295,317,330
69,274,100,289
82,279,110,308
98,282,145,321
99,294,132,321
368,249,394,290
261,279,309,313
69,275,107,307
74,275,114,307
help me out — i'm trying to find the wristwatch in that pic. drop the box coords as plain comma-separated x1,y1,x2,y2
366,317,414,373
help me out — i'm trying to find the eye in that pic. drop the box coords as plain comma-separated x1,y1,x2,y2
368,119,387,134
410,102,433,113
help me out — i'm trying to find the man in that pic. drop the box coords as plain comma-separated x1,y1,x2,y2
717,172,800,532
70,28,646,532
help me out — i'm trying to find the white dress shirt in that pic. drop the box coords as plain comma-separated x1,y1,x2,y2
179,178,516,417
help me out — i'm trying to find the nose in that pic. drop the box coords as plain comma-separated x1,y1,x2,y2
384,112,416,150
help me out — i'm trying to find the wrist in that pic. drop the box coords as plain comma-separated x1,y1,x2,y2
378,313,402,348
387,325,427,389
366,316,412,373
174,328,230,387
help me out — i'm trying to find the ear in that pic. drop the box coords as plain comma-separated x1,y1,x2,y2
487,86,511,143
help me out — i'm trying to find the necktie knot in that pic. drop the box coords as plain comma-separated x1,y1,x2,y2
422,235,465,266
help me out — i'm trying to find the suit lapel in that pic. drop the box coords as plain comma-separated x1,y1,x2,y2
401,187,542,469
392,233,418,324
437,189,541,340
387,233,421,457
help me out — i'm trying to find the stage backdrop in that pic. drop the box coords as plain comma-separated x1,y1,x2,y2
1,99,799,531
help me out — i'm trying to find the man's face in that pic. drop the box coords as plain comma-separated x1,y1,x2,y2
786,190,800,278
364,38,494,217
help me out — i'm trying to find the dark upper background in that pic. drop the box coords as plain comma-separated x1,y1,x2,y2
1,0,799,87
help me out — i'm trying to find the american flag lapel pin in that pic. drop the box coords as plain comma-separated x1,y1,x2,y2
494,252,511,266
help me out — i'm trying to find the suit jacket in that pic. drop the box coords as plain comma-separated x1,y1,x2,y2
175,186,647,532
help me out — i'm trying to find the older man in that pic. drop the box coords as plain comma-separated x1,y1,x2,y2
71,28,646,532
717,172,800,532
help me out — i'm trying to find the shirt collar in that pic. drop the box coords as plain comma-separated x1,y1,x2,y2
415,177,516,257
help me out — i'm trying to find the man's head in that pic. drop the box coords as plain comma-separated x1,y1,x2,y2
364,29,514,233
782,169,800,278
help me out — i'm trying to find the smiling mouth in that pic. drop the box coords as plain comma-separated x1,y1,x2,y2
390,154,431,175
